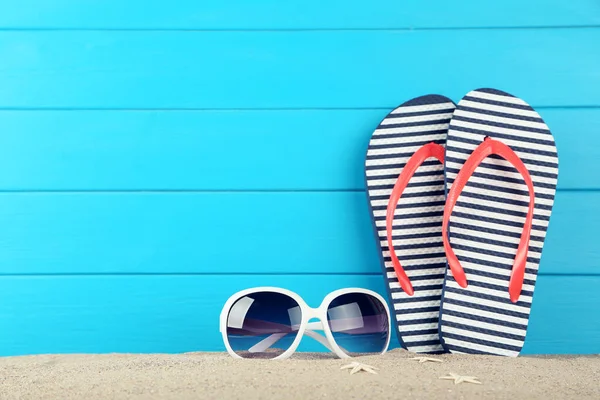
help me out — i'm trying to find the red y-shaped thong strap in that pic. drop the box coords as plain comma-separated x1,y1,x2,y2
442,137,535,303
386,142,445,296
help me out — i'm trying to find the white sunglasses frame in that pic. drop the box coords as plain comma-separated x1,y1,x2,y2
219,287,391,360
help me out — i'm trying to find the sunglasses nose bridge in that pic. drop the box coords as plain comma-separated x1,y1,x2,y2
303,306,323,322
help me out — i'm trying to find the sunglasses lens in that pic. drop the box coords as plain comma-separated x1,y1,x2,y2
225,291,302,359
326,293,389,356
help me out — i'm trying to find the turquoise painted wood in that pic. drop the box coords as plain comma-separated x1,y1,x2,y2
1,1,598,29
0,108,598,191
1,29,600,109
0,275,598,357
0,3,598,357
0,191,595,275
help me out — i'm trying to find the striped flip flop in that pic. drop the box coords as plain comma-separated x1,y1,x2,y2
365,95,456,354
439,88,559,356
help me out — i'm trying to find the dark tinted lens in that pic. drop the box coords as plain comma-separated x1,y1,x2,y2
326,293,388,356
226,291,301,359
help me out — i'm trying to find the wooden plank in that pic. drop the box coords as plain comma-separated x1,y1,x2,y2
0,109,381,191
0,1,598,29
0,108,596,191
1,29,599,109
521,275,600,355
0,274,597,356
0,191,594,275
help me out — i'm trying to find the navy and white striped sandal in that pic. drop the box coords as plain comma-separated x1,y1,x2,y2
439,88,559,356
365,95,456,354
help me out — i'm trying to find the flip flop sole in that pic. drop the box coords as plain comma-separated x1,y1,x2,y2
439,88,559,356
365,95,456,354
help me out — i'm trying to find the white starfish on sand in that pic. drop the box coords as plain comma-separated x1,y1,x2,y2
410,356,443,364
439,372,482,385
340,362,379,375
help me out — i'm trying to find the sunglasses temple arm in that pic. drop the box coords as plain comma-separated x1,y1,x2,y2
304,329,350,354
304,330,337,352
248,321,348,354
305,321,323,330
247,332,288,353
302,322,341,352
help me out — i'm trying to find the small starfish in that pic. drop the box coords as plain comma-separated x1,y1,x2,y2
410,356,443,364
340,362,379,375
439,372,482,385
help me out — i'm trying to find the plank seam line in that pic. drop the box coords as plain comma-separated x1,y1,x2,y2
0,26,599,32
0,272,594,277
0,272,383,277
0,189,592,194
0,106,599,111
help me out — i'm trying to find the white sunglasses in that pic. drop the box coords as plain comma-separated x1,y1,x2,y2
220,287,391,360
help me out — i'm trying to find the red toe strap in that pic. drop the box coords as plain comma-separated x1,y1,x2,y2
442,137,535,303
386,142,445,296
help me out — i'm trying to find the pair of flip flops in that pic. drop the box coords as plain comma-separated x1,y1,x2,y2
365,88,559,356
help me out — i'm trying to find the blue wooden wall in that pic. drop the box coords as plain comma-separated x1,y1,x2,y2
0,1,599,356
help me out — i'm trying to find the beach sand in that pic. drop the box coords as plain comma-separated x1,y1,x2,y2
1,349,599,400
